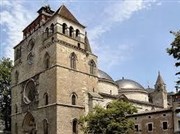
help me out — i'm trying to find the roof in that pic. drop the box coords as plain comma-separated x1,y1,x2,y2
155,72,165,86
116,78,145,91
98,69,114,82
84,33,92,52
88,92,103,99
55,5,85,28
127,108,172,117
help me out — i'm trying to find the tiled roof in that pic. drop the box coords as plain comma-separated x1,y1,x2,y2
55,5,85,28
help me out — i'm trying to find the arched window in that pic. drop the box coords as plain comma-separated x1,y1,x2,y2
50,23,54,34
62,23,67,34
15,104,18,113
43,119,48,134
28,39,35,51
69,26,74,37
77,43,80,48
15,71,19,84
71,93,77,105
27,52,34,65
44,93,49,105
72,119,78,134
46,27,49,37
70,52,77,69
44,52,50,69
89,60,96,75
75,29,79,37
22,112,36,133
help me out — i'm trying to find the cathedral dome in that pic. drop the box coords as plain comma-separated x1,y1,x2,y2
98,69,114,81
116,78,145,90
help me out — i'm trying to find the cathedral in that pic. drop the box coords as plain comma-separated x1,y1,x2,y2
11,4,180,134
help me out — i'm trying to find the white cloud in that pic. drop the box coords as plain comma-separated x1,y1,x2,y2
88,0,157,70
0,0,34,59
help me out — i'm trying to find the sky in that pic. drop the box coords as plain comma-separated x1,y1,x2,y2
0,0,179,92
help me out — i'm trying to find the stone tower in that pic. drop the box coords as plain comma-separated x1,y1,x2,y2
152,72,168,108
11,5,98,134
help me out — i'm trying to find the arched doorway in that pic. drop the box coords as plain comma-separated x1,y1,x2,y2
22,112,37,134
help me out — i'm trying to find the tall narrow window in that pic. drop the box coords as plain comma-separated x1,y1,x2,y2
148,123,153,131
15,104,18,113
72,94,76,105
43,119,48,134
62,23,67,34
44,93,49,105
50,23,54,34
75,29,79,37
44,52,50,69
135,125,139,132
69,26,74,37
28,39,35,51
163,122,168,130
46,27,49,37
70,52,77,69
72,119,78,134
15,71,19,84
89,60,96,75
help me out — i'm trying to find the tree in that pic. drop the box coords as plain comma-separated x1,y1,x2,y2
0,58,13,131
167,31,180,88
79,100,137,134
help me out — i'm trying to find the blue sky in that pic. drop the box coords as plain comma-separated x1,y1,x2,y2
0,0,179,92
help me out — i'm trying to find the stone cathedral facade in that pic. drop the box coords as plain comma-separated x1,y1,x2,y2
11,4,180,134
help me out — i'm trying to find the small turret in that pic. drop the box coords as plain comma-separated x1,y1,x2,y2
155,71,166,91
152,72,168,108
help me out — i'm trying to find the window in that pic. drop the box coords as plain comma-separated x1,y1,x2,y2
27,52,33,65
44,93,49,105
23,80,36,104
72,94,76,105
72,119,78,134
46,27,49,37
178,120,180,130
69,26,74,37
163,122,168,130
44,52,50,69
89,60,96,75
43,119,48,134
51,37,54,43
15,47,21,60
62,23,67,34
15,71,19,84
77,43,80,48
75,29,79,37
148,123,153,131
28,39,35,51
135,125,139,132
70,52,77,69
15,104,18,113
50,23,54,34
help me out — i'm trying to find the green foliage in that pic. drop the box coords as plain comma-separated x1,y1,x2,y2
0,57,13,131
79,100,137,134
167,32,180,87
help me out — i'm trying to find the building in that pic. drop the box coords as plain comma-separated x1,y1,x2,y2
11,4,180,134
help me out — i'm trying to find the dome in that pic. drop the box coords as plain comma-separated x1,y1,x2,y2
98,69,113,81
116,78,144,90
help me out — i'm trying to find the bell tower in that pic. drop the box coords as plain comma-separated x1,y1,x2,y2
152,72,168,108
11,4,98,134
